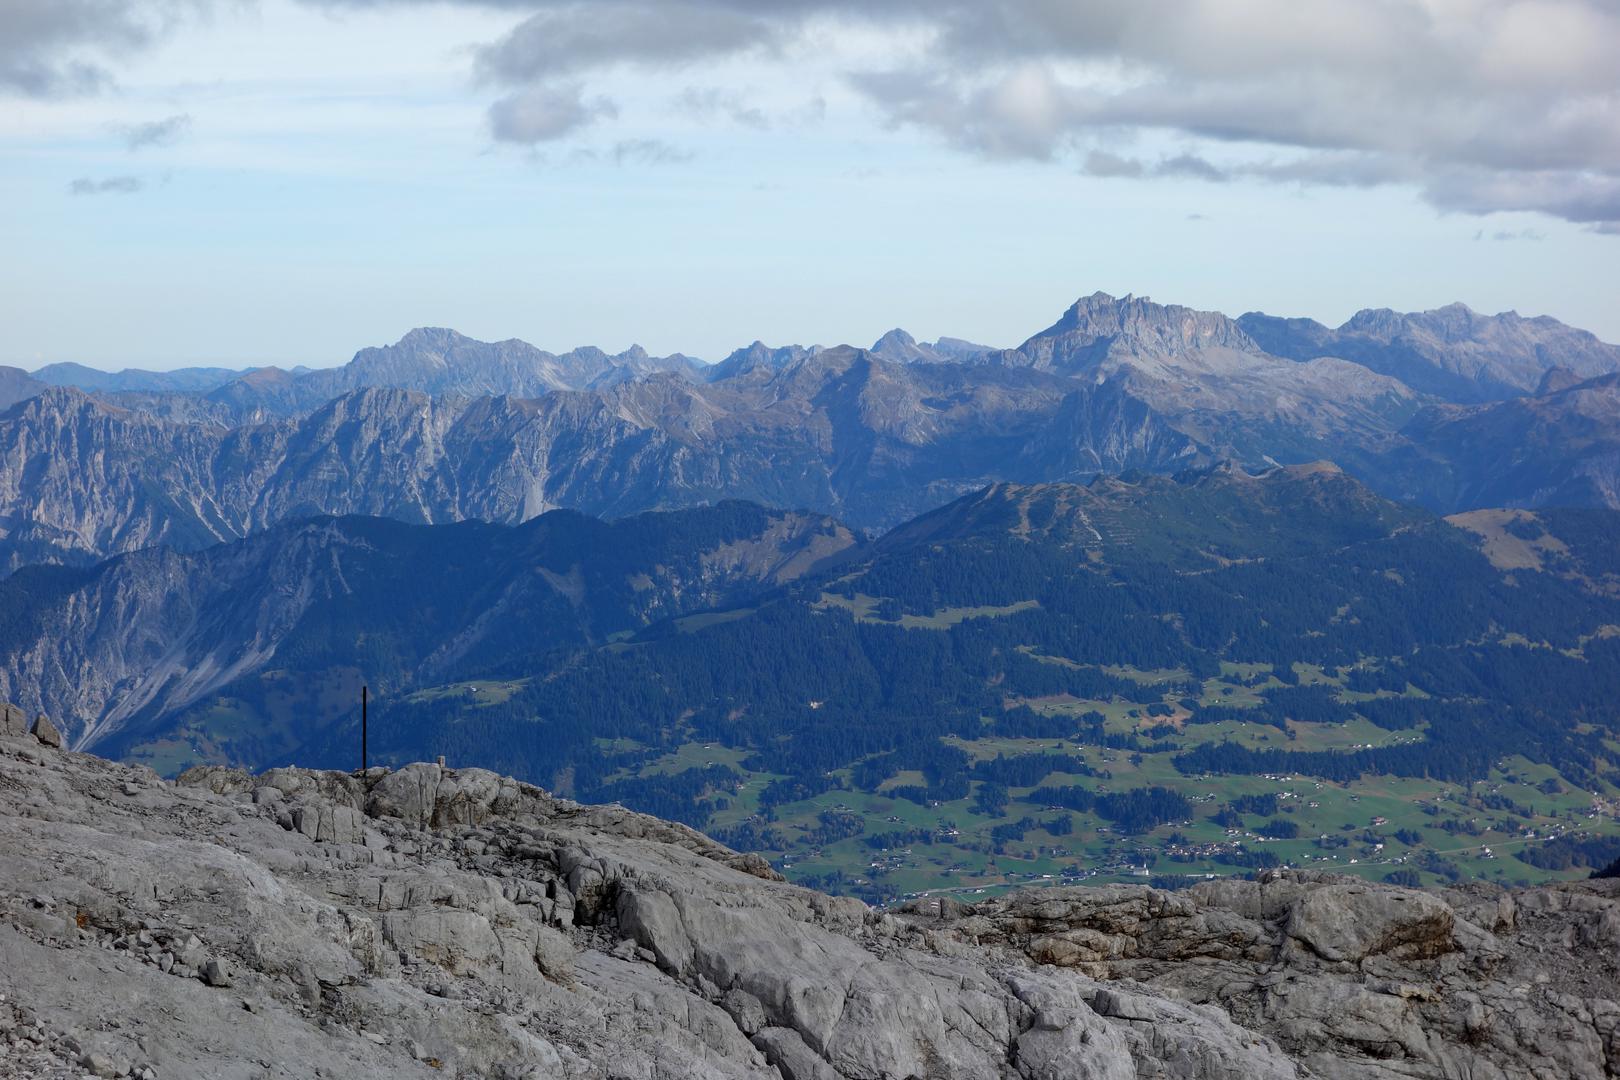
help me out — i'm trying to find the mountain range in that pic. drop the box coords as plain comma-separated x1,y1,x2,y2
3,291,1617,575
0,501,856,758
5,461,1619,897
4,456,1619,903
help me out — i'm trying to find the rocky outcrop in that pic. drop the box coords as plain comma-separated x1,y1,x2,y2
2,722,1618,1079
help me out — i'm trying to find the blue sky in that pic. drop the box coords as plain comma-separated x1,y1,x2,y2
3,0,1618,369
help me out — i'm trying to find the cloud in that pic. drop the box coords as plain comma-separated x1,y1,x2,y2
282,1,1620,230
1081,150,1144,179
1,0,208,97
487,83,618,144
1082,151,1228,182
846,1,1620,228
320,0,1620,231
852,65,1081,161
677,86,769,130
1475,227,1546,242
1155,153,1227,183
67,175,143,195
475,2,787,85
115,113,192,150
610,138,694,165
1420,165,1620,228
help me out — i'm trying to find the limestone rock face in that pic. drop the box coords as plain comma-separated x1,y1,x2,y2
1283,882,1455,963
1,731,1619,1079
29,713,62,749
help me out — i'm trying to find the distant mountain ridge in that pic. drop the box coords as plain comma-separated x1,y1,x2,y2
30,328,706,421
1380,371,1620,510
1239,302,1620,402
32,362,246,395
0,366,45,411
3,291,1617,574
25,292,1616,413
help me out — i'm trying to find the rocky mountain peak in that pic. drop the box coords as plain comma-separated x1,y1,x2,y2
870,327,917,353
1425,301,1483,336
9,384,121,421
1344,302,1508,344
390,326,471,351
870,328,956,364
1340,306,1406,338
1018,291,1260,373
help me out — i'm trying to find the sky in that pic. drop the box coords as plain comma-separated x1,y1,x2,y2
2,0,1618,370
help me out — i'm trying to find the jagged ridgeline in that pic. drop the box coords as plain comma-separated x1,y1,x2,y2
3,293,1618,578
4,463,1619,901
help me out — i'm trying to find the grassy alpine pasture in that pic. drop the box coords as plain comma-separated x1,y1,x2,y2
597,657,1620,905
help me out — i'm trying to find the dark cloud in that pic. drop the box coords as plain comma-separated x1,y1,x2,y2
116,112,192,150
487,84,617,144
67,175,143,195
476,3,787,85
1,0,207,96
1421,166,1620,231
1155,153,1227,182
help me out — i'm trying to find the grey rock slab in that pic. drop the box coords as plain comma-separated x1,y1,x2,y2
0,702,27,738
29,714,62,749
2,742,1619,1080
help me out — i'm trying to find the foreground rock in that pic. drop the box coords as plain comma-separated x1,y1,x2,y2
1,730,1618,1078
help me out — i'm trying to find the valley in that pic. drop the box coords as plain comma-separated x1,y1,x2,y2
7,462,1617,906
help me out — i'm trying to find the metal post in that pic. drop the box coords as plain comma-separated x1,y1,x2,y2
362,684,368,774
